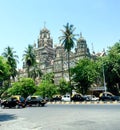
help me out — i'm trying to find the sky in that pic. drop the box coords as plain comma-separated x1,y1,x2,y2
0,0,120,69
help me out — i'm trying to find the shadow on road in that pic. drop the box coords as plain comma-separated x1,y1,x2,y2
0,113,17,122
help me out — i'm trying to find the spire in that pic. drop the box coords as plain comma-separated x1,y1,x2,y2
91,43,95,54
80,32,82,38
78,32,86,42
34,41,36,48
44,21,46,28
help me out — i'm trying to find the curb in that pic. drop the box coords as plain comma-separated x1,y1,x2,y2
47,101,120,104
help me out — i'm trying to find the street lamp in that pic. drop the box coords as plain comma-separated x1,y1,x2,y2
103,64,107,92
101,49,107,93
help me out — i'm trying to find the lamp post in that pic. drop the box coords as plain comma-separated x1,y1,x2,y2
103,64,107,92
101,49,107,93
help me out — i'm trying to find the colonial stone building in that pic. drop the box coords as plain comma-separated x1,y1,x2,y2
32,26,91,85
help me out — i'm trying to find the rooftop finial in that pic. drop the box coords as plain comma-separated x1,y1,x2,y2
91,43,95,54
34,41,36,48
44,21,46,28
80,32,82,38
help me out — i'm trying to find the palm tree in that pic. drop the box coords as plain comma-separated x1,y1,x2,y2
2,46,19,82
23,44,36,77
59,23,77,94
29,63,43,82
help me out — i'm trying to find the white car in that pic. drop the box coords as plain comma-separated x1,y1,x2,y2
91,95,99,101
61,95,71,102
87,95,99,101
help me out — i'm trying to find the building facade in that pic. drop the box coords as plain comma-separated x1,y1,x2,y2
32,26,90,85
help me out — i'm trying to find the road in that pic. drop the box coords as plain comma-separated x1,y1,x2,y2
0,103,120,130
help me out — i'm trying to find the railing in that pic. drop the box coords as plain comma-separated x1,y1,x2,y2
90,87,105,91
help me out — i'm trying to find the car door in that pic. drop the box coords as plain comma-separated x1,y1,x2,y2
107,94,112,101
31,97,38,105
26,96,31,105
103,93,111,101
7,98,16,107
5,98,12,107
11,97,17,107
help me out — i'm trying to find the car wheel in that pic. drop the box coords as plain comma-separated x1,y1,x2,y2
41,104,45,107
15,105,20,109
36,103,40,107
22,104,25,108
1,104,5,109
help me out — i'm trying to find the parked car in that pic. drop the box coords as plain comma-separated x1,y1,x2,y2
99,92,120,101
71,93,86,102
85,95,99,101
61,94,71,102
83,95,91,101
50,95,62,102
1,95,26,109
25,95,46,107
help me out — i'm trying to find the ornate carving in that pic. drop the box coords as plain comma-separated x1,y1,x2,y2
34,27,90,85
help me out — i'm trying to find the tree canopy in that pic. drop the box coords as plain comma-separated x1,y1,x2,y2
103,42,120,95
59,23,77,95
58,78,70,95
23,44,36,77
71,58,99,94
6,78,36,98
2,46,18,81
0,56,10,84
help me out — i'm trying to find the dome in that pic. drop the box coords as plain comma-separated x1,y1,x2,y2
40,26,50,33
77,32,86,43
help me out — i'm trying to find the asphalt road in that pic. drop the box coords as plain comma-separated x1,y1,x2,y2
0,103,120,130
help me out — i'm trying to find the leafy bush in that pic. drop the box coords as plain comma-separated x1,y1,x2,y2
34,80,57,98
3,78,36,98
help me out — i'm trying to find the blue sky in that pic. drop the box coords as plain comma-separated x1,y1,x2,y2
0,0,120,69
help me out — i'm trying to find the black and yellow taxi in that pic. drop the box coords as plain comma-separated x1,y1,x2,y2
25,95,47,107
50,95,62,102
99,92,120,101
1,95,26,109
71,93,86,102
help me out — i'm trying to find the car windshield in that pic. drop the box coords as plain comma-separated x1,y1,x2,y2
7,97,17,101
7,98,12,101
20,97,25,101
31,97,37,100
12,97,18,101
31,96,43,100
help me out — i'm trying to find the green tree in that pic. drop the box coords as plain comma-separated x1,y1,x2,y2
71,58,99,94
94,57,106,89
2,46,18,82
103,42,120,95
0,56,11,96
0,56,10,82
59,23,77,94
29,63,43,81
23,44,36,77
6,78,36,98
34,72,57,98
58,78,70,95
41,72,54,83
34,80,57,99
